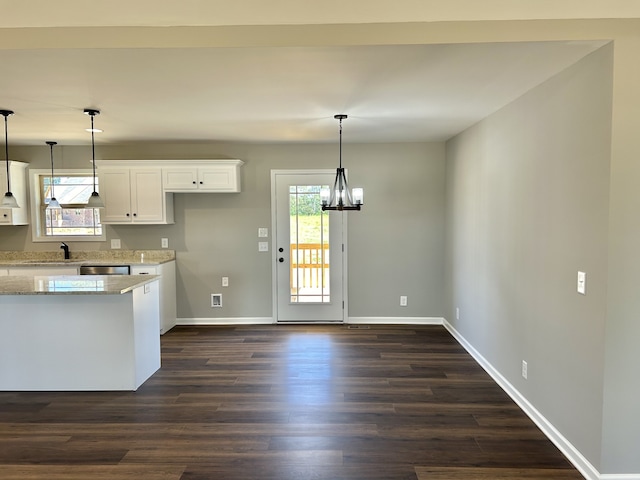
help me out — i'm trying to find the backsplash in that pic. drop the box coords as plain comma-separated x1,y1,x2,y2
0,250,175,264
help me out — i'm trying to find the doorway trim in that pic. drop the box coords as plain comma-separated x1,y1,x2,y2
270,169,348,324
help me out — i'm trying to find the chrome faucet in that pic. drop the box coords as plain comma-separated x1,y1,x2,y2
60,242,70,260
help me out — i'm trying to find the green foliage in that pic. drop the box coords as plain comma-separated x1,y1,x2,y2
290,214,329,244
290,193,323,216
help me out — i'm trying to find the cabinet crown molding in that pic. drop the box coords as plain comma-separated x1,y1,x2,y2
96,159,244,167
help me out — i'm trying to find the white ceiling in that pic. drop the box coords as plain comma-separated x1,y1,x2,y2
0,41,606,146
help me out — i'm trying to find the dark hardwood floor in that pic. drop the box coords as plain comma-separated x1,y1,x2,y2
0,325,584,479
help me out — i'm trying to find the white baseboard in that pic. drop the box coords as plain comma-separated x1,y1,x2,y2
176,317,274,325
442,319,635,480
348,316,445,325
600,476,640,480
177,317,446,326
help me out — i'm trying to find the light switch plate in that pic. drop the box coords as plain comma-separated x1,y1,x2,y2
258,242,269,252
111,239,121,249
577,271,586,295
222,276,229,287
258,228,269,238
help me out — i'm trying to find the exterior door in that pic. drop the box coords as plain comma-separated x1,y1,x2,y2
272,170,346,323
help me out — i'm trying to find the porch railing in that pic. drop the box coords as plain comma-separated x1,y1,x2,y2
290,243,330,293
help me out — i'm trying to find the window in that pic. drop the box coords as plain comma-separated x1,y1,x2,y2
30,170,105,242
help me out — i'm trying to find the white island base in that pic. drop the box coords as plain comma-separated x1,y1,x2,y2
0,278,160,391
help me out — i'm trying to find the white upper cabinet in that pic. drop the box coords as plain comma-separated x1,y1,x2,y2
0,161,29,226
95,159,243,224
97,163,174,225
162,160,243,192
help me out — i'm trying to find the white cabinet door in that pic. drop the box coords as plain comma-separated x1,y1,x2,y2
198,166,240,192
100,169,133,223
162,161,242,193
130,169,166,223
100,168,173,224
131,261,177,334
0,208,14,225
163,168,199,191
0,161,29,226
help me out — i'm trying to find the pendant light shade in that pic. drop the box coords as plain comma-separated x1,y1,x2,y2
46,141,61,210
84,108,104,208
1,109,19,208
321,114,363,211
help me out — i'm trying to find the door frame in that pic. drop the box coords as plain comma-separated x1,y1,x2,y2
270,169,349,323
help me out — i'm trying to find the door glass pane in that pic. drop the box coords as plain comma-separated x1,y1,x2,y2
289,185,330,303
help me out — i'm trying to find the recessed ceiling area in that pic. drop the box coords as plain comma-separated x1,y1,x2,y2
0,40,606,145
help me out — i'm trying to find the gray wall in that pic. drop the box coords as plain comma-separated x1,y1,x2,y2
445,45,613,470
0,142,446,321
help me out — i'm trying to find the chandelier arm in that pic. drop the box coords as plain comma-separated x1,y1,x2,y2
337,168,345,207
342,168,354,205
330,169,340,205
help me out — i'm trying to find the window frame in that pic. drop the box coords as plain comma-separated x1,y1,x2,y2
29,169,106,243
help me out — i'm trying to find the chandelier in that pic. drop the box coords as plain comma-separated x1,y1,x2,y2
321,114,363,211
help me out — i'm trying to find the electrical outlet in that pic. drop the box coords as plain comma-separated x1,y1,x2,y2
456,307,460,320
211,294,222,308
258,242,269,252
400,295,408,307
161,238,169,249
522,360,528,379
111,239,121,249
222,277,229,287
258,228,269,238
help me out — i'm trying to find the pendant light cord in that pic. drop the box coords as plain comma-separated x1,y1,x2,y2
338,117,343,169
3,113,10,193
47,141,57,200
91,114,97,192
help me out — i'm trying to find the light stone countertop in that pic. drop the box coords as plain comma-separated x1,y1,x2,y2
0,274,159,295
0,250,175,267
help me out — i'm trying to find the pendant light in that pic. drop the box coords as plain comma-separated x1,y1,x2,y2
84,108,104,208
321,114,363,211
46,141,61,210
1,109,19,208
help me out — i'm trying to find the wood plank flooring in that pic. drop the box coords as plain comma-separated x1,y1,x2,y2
0,325,584,479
